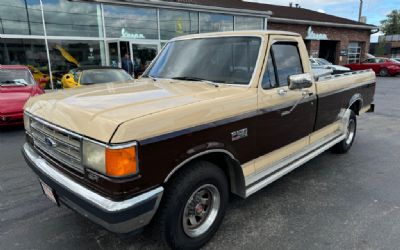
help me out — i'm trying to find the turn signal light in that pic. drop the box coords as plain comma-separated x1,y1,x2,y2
105,147,137,177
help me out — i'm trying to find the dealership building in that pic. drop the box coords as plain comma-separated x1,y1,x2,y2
0,0,376,88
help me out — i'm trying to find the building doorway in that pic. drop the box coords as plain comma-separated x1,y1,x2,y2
106,40,159,77
319,40,338,64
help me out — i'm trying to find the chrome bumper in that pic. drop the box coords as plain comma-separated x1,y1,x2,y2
22,143,163,234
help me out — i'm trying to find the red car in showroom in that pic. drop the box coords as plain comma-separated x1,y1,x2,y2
0,65,44,126
345,57,400,77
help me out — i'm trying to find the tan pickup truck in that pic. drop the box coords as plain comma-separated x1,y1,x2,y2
22,30,375,249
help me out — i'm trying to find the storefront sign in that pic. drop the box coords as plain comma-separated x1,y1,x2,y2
305,26,328,40
121,28,145,39
340,50,348,56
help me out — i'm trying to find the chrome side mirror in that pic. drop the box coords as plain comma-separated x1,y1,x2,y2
288,73,313,90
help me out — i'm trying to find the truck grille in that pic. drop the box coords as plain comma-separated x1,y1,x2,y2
29,117,84,173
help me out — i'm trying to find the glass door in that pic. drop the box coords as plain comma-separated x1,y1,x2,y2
106,40,121,68
130,42,159,78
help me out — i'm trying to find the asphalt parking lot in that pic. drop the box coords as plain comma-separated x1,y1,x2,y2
1,76,400,250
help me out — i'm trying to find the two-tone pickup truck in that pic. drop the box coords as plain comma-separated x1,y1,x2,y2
22,30,375,249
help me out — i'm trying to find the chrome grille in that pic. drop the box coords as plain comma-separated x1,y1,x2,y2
29,117,84,173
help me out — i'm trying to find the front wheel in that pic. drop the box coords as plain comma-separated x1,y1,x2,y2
153,161,229,249
331,110,357,154
379,68,389,77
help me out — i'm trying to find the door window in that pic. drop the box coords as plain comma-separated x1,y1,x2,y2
262,42,303,88
271,42,303,86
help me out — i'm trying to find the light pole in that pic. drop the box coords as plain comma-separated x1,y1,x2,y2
358,0,363,22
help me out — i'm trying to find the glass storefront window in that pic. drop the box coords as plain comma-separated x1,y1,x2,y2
103,5,158,40
0,0,44,35
199,13,233,33
47,40,106,87
42,0,103,37
235,16,263,30
160,9,199,40
0,38,50,87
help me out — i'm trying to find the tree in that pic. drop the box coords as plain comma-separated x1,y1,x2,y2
381,10,400,35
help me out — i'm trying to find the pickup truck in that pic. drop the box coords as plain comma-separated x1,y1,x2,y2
22,30,375,249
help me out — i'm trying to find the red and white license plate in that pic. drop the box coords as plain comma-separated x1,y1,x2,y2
40,180,59,205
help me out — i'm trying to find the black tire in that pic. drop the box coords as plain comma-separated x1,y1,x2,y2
379,68,389,77
152,161,229,250
331,110,357,154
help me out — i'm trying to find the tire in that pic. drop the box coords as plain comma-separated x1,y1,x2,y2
152,161,229,250
379,68,389,77
331,110,357,154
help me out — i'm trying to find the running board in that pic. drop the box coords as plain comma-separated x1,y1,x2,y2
245,133,346,197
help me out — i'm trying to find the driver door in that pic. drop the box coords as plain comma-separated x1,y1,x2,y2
255,35,317,171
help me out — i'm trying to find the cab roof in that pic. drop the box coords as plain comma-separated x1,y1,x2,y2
171,30,300,41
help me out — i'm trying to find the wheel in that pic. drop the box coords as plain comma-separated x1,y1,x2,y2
331,110,357,154
379,68,389,77
152,161,229,249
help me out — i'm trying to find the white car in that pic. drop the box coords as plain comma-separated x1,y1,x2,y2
310,57,350,71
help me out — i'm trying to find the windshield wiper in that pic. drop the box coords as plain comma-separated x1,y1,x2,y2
171,76,220,88
148,75,158,82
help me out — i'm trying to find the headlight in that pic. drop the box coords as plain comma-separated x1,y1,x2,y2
24,113,31,133
82,140,138,177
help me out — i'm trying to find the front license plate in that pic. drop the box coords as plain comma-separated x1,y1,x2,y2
40,180,59,206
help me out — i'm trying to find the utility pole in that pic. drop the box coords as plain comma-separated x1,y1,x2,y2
358,0,363,22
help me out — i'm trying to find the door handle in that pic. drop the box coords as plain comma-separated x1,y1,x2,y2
277,89,287,96
302,90,313,98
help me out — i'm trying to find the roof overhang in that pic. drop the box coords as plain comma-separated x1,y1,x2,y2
268,17,377,30
68,0,272,17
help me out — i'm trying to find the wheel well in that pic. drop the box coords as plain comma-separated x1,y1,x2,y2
349,99,362,115
165,152,246,198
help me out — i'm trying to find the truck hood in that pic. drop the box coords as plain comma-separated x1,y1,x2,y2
25,79,248,142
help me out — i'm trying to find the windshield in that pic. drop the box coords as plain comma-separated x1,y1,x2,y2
390,59,400,63
80,69,133,85
0,69,35,86
316,58,332,65
144,36,262,85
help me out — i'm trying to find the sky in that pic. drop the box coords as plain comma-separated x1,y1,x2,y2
245,0,399,42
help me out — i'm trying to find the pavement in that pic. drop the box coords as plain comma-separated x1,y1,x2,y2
1,76,400,250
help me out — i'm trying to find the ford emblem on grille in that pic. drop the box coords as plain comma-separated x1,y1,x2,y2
44,137,57,148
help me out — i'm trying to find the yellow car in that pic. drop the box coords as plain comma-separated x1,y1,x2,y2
27,65,51,89
61,66,134,89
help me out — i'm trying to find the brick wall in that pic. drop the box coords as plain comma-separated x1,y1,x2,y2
267,22,371,65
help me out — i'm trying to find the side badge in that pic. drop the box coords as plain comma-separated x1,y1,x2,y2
231,128,248,141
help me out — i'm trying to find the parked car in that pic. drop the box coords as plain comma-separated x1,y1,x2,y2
345,57,400,76
392,58,400,63
0,65,44,126
22,31,376,249
309,57,350,71
61,66,134,88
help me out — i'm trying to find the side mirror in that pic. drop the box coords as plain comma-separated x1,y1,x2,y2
288,73,313,90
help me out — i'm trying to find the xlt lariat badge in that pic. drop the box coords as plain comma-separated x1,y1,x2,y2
231,128,248,141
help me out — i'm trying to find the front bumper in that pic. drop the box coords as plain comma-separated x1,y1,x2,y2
22,143,163,234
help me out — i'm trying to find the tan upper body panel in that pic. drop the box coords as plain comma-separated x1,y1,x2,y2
24,30,374,145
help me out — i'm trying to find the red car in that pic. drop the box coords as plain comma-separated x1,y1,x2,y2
345,57,400,77
0,65,44,126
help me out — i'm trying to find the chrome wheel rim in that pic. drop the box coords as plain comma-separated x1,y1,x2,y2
345,119,356,145
182,184,220,238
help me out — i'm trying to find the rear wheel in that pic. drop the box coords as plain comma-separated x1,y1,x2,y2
379,68,389,77
331,110,357,154
152,161,229,250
